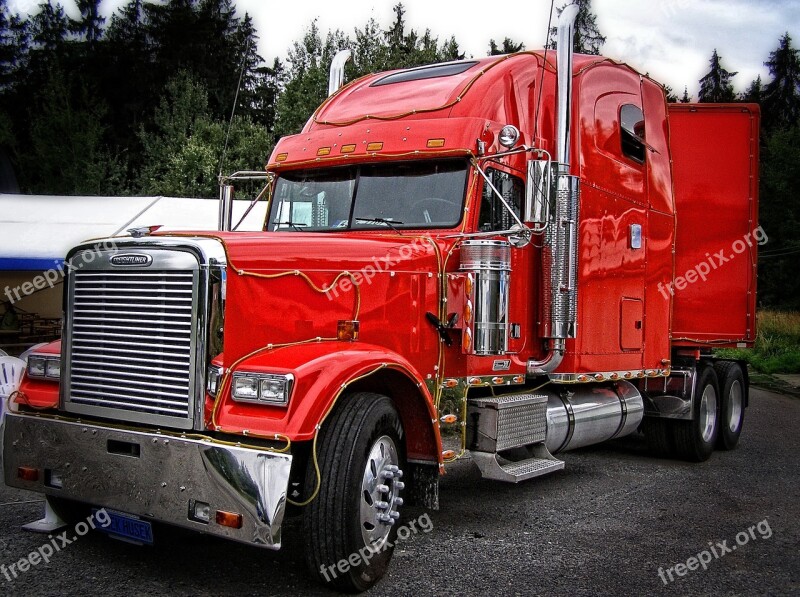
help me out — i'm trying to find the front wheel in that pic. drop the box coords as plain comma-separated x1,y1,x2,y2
303,392,405,592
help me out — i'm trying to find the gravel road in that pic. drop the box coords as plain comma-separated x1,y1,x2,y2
1,386,797,596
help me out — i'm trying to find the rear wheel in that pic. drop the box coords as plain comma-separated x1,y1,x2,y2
714,361,745,450
673,365,719,462
303,392,405,592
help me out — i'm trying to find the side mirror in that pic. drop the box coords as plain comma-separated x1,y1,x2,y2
218,184,234,231
524,160,553,226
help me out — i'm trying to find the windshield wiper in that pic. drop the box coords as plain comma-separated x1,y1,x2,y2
355,217,403,234
275,221,307,232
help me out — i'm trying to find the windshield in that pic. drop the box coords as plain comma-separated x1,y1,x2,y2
266,159,468,231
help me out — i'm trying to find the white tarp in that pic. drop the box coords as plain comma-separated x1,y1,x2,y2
0,194,267,267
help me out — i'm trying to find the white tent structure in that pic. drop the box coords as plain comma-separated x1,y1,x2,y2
0,194,266,271
0,195,267,349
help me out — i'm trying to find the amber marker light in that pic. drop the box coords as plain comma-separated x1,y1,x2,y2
464,300,473,323
215,510,243,529
317,147,331,156
17,467,39,482
492,377,505,385
426,138,445,148
276,153,288,162
366,142,384,151
340,144,356,153
444,379,459,389
442,449,456,459
464,274,474,295
337,320,360,341
440,414,458,424
512,375,525,384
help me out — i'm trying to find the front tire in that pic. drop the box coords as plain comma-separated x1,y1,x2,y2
303,392,405,592
714,361,745,450
673,365,720,462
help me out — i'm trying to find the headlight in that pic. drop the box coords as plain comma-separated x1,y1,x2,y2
231,372,293,406
27,355,60,379
207,365,223,396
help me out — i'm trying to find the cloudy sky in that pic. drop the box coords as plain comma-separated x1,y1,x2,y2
10,0,800,98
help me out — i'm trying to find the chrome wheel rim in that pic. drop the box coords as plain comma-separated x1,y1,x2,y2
699,384,718,443
359,435,404,549
727,380,744,434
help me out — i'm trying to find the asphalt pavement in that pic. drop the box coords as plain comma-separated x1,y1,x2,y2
0,386,797,596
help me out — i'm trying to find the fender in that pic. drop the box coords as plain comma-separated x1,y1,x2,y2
214,341,442,463
12,340,60,409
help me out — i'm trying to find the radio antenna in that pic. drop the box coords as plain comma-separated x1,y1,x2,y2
218,37,252,179
533,0,556,144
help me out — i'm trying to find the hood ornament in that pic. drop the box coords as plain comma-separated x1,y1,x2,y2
127,225,162,238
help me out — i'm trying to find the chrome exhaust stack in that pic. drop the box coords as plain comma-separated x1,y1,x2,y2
529,4,581,376
328,49,352,96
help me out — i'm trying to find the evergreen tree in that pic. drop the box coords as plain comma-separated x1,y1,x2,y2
741,76,763,104
488,37,525,56
698,49,737,102
549,0,606,55
762,33,800,130
663,84,679,102
72,0,104,44
758,124,800,309
680,86,691,103
30,1,69,51
0,0,28,92
21,69,124,194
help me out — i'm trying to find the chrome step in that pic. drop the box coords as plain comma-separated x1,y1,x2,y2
471,444,565,483
467,393,548,453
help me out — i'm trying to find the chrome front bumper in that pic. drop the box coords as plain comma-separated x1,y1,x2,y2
2,413,292,549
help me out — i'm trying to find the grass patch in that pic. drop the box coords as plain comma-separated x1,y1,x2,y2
716,310,800,374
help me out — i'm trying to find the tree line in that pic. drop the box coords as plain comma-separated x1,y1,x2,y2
0,0,797,308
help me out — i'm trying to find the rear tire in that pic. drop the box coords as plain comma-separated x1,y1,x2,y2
673,365,719,462
714,361,745,450
303,392,405,592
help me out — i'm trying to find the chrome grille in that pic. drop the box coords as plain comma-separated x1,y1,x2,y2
66,264,198,427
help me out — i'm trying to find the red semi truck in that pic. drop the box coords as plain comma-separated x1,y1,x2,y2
3,7,760,592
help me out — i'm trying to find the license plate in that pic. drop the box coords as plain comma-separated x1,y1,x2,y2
93,508,154,545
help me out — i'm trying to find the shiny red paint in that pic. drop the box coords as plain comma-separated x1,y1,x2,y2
12,340,60,409
14,52,758,459
668,104,760,346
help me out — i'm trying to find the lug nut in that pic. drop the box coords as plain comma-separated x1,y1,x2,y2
394,497,404,507
394,481,405,491
389,511,400,520
381,470,395,480
377,484,390,494
375,501,389,510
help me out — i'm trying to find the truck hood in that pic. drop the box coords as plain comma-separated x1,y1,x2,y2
198,231,441,275
163,231,444,365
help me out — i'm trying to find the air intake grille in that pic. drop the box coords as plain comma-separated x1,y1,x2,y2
67,269,196,424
